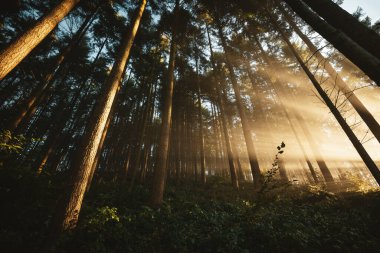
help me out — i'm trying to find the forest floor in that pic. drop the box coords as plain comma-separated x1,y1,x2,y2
0,167,380,253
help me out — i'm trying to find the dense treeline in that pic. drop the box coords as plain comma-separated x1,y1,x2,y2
0,0,380,251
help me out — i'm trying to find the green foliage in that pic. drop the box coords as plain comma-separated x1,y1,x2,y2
1,168,380,253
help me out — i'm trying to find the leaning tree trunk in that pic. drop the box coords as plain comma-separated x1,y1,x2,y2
301,0,380,61
0,0,81,80
85,110,113,192
278,4,380,143
87,65,130,191
49,0,147,235
214,11,261,189
282,0,380,86
150,0,179,208
271,13,380,185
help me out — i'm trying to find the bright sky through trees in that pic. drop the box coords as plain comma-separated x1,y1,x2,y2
341,0,380,21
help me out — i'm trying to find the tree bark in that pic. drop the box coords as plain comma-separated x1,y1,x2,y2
0,0,81,80
196,60,207,184
49,0,147,234
214,10,261,189
85,108,113,192
206,23,239,188
150,0,179,208
129,82,155,191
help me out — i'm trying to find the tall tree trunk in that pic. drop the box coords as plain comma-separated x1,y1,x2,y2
282,0,380,85
129,82,155,191
279,4,380,143
87,66,129,191
85,108,113,192
0,0,81,80
300,0,380,60
150,0,179,208
196,60,206,184
174,111,181,183
49,0,147,234
206,23,239,188
139,93,156,183
214,10,261,189
271,13,380,185
217,90,239,189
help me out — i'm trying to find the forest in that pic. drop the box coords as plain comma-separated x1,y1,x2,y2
0,0,380,252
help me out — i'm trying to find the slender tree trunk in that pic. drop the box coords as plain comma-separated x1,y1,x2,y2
282,0,380,85
212,104,223,175
180,104,187,179
271,13,380,185
301,0,380,60
206,23,239,188
191,124,198,181
230,132,245,181
196,60,206,184
217,91,239,188
139,96,156,183
214,11,261,189
129,82,155,191
0,0,81,80
49,0,147,234
279,4,380,143
174,112,181,183
150,0,179,208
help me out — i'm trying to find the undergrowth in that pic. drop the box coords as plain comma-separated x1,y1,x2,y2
0,166,379,253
